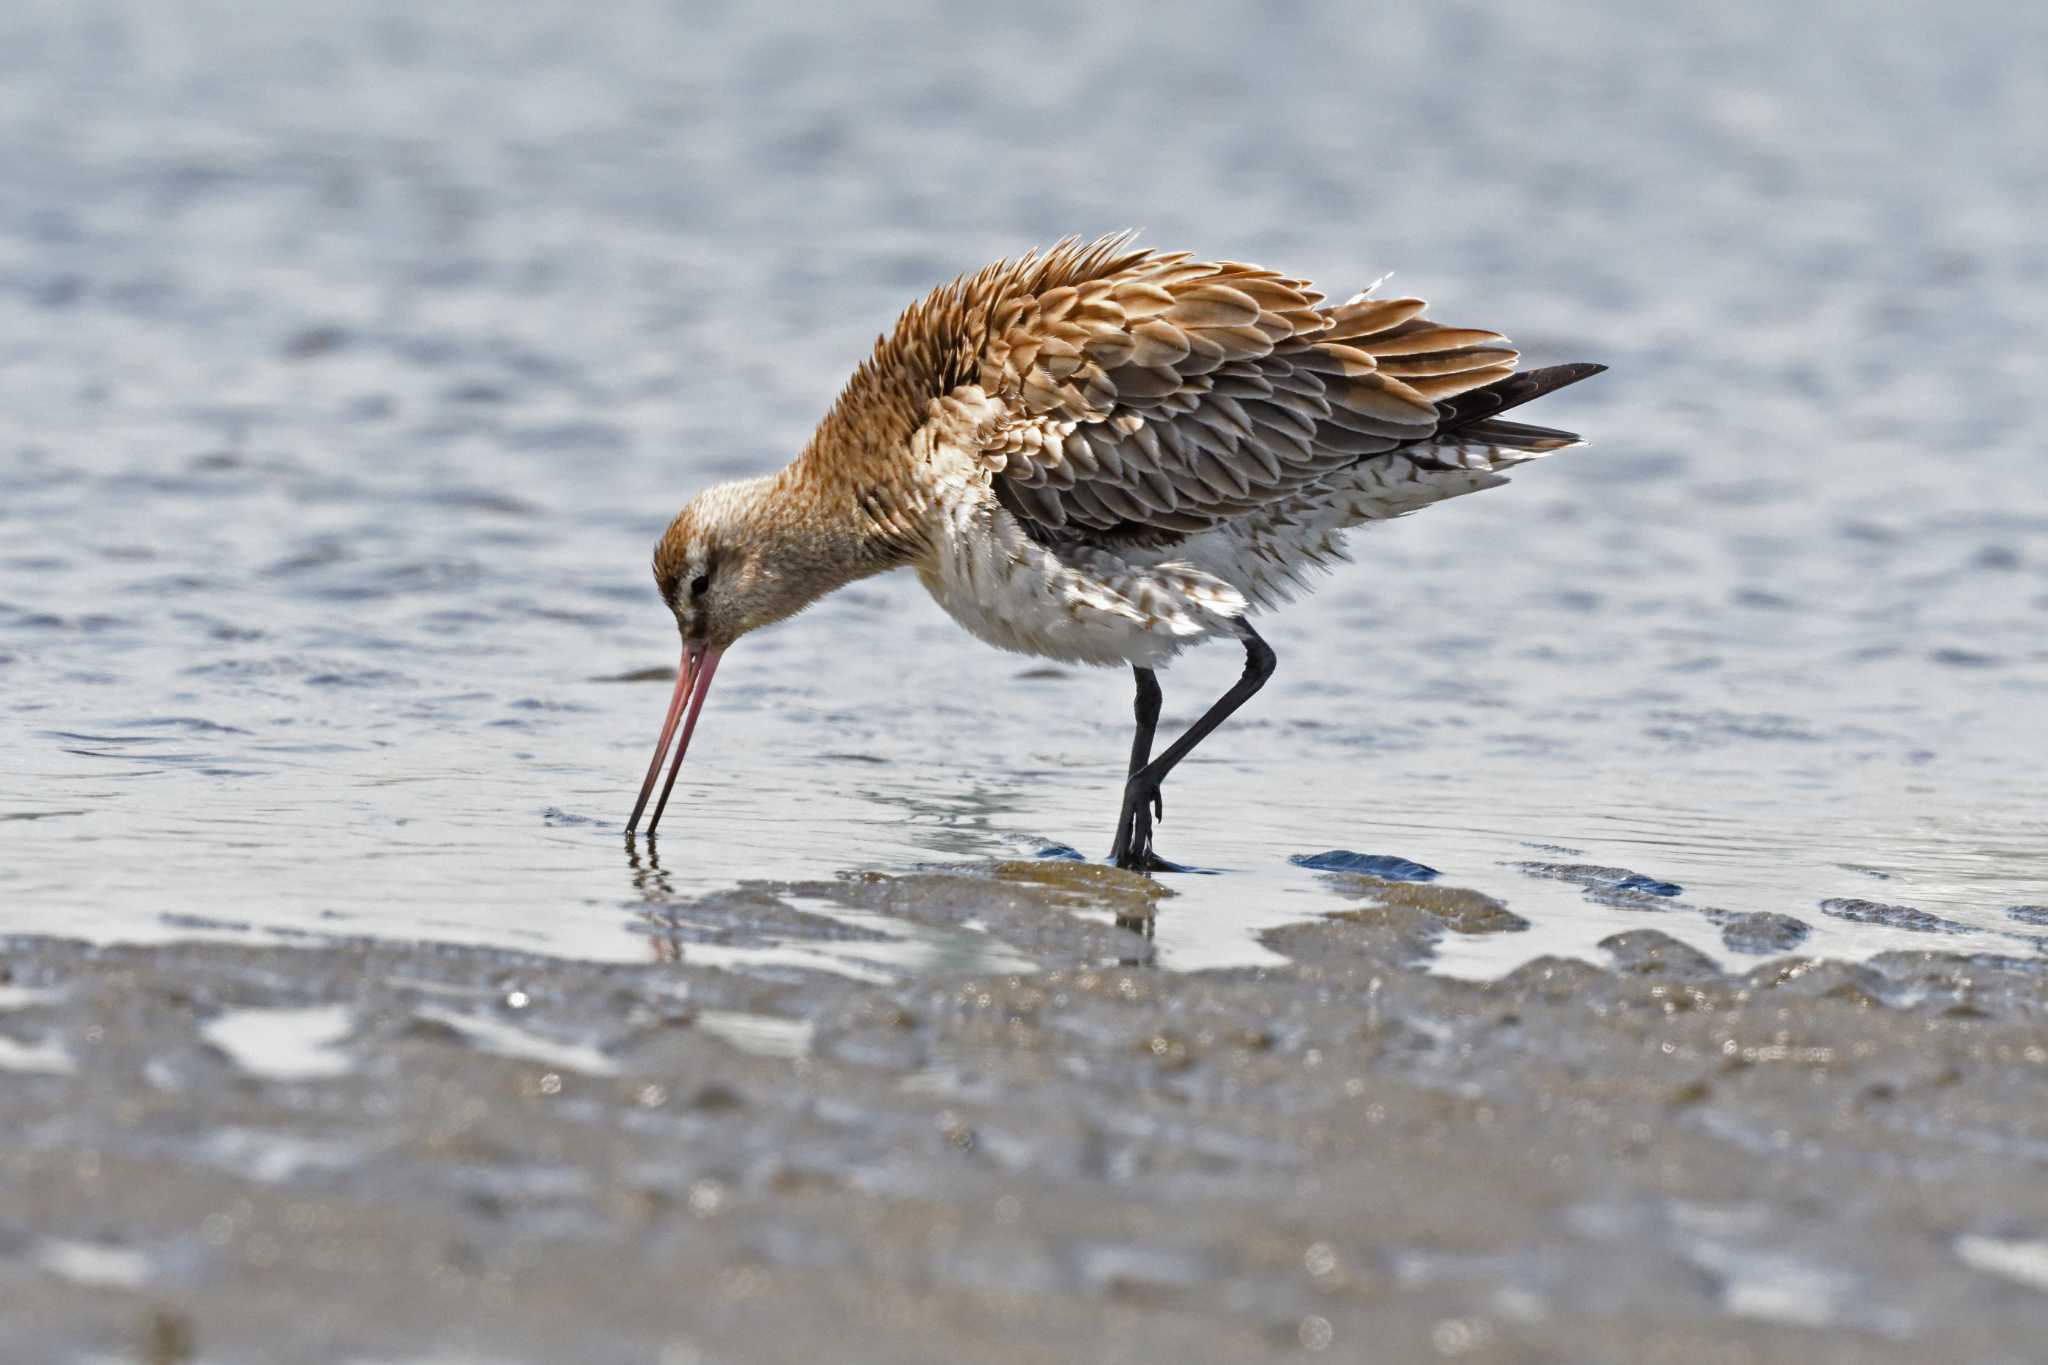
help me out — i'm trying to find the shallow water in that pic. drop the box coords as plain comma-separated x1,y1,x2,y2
5,2,2048,976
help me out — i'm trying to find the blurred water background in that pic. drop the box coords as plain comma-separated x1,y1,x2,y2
3,0,2045,972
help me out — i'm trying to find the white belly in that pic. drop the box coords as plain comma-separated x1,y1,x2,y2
915,492,1245,671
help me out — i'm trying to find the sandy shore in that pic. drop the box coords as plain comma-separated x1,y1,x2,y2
6,863,2047,1363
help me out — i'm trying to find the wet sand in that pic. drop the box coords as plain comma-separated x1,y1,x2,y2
7,862,2048,1362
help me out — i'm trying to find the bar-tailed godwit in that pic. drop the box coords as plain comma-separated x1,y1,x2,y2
628,234,1603,868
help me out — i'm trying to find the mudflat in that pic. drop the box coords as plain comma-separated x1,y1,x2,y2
6,864,2047,1362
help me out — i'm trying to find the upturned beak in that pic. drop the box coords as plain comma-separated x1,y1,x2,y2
626,642,724,835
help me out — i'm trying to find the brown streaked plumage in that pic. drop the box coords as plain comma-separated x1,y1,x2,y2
629,233,1605,867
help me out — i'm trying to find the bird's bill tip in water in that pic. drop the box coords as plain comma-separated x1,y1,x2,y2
625,643,723,835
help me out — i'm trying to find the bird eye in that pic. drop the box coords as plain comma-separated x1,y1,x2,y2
690,573,710,597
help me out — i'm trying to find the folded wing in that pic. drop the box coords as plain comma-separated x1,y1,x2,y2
974,243,1528,536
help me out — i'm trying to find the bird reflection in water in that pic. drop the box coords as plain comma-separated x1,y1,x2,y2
627,826,1156,968
1113,907,1154,969
1115,909,1155,940
623,832,673,901
624,834,695,963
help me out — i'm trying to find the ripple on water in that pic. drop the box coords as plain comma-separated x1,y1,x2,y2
1513,862,1685,904
590,666,675,683
1930,648,2003,669
305,669,412,689
1290,851,1441,880
1818,898,1971,935
541,807,615,830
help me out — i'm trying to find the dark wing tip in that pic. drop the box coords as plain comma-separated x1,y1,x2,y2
1520,361,1607,390
1428,361,1606,441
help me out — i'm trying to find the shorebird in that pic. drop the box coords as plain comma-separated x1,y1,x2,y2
627,234,1602,869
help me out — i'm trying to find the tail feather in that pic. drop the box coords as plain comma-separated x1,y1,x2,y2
1459,416,1584,453
1409,361,1604,463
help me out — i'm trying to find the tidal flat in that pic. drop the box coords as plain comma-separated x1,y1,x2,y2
5,862,2048,1363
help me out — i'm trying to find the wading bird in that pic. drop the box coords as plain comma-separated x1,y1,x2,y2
627,235,1602,868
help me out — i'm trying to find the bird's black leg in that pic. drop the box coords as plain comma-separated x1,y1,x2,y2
1110,622,1277,871
1109,666,1173,875
1127,667,1162,779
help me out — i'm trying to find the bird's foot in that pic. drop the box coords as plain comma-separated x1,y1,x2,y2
1116,847,1190,874
1110,776,1184,872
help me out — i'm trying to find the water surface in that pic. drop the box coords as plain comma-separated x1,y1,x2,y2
3,0,2045,977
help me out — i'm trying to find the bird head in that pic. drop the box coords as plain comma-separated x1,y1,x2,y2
652,475,826,652
625,473,849,834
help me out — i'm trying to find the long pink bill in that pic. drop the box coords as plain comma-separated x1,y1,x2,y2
625,645,723,836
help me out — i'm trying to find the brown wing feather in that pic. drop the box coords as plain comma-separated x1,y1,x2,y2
809,236,1594,556
969,238,1528,537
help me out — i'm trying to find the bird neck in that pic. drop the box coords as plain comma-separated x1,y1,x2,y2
716,464,907,612
785,422,934,571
